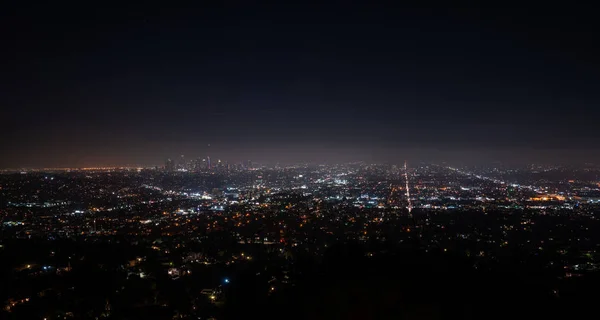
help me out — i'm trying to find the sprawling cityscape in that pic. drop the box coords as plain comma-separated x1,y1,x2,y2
4,2,600,319
1,159,600,318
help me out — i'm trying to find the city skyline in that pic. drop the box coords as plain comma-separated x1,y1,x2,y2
3,146,600,169
3,3,600,319
2,3,600,167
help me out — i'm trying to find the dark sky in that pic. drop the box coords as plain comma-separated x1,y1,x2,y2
2,2,600,167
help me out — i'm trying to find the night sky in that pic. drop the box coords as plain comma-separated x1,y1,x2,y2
2,3,600,167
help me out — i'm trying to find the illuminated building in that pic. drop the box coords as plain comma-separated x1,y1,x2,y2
165,158,175,172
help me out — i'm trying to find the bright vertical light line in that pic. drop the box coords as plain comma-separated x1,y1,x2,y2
404,161,412,215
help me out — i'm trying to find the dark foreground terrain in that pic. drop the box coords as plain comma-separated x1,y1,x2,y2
2,238,598,320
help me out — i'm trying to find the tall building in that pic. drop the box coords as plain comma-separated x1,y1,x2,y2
179,155,186,170
194,158,202,172
165,158,175,172
207,156,211,170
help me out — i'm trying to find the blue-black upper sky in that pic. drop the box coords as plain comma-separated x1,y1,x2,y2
2,2,600,167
